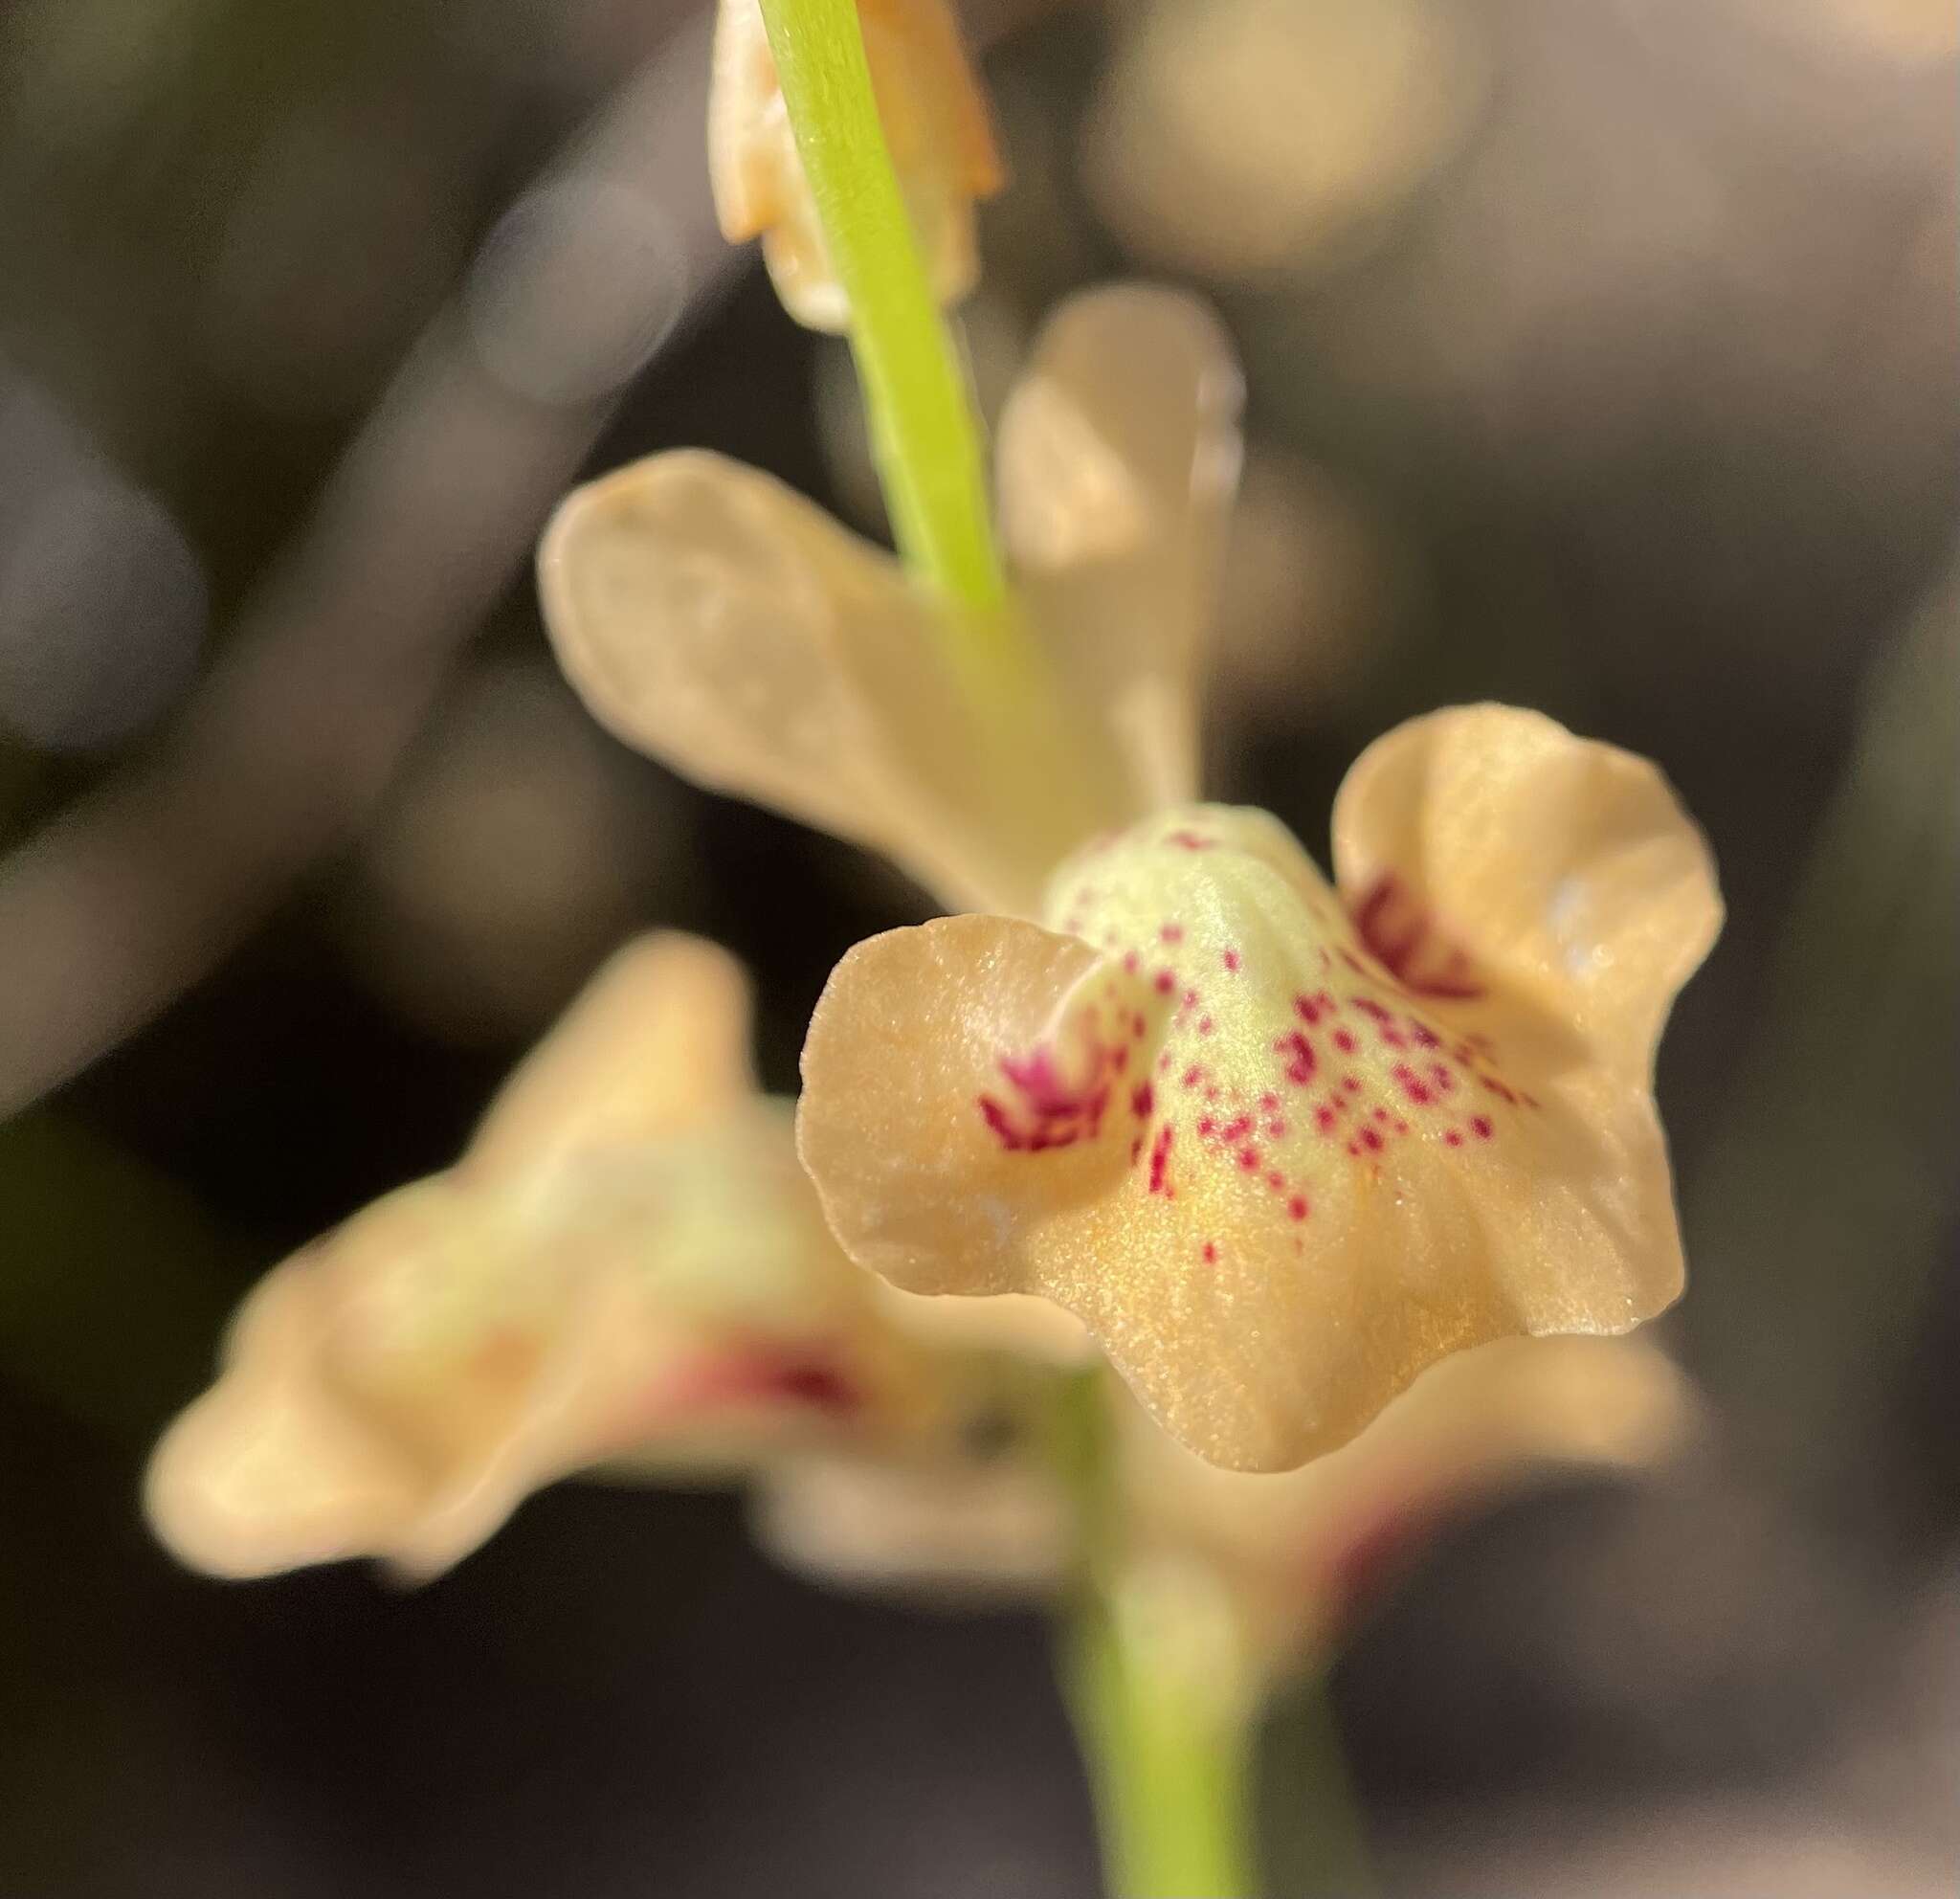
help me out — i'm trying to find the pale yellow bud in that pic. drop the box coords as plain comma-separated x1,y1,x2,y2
708,0,1004,330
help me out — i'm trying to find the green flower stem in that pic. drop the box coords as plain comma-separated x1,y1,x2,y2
755,0,1007,623
1050,1373,1263,1899
1064,1596,1261,1898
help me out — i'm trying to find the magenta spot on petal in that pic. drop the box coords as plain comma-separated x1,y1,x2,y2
1277,1030,1318,1086
1391,1062,1434,1106
1351,874,1485,999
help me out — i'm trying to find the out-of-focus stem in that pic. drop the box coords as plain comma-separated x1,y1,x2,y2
1065,1595,1261,1898
755,0,1007,620
1050,1372,1263,1898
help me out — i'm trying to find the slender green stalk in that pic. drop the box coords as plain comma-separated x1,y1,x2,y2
1050,1373,1262,1899
755,0,1006,617
1065,1596,1261,1898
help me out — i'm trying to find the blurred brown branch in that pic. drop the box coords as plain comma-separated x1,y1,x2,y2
0,10,733,1115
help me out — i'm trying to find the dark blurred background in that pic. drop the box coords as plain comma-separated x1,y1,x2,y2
2,0,1956,1892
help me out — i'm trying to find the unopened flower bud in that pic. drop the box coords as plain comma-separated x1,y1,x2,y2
709,0,1004,330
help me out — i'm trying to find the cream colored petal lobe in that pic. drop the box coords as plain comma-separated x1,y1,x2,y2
540,449,1060,912
464,933,756,1183
145,1262,428,1578
1331,705,1723,1071
997,285,1244,811
375,1265,661,1579
798,915,1154,1297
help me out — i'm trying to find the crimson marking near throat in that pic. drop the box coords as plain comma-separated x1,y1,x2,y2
978,875,1542,1222
1352,874,1484,999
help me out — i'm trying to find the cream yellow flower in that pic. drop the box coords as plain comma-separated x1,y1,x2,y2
538,284,1243,917
796,705,1722,1471
709,0,1004,330
145,933,948,1580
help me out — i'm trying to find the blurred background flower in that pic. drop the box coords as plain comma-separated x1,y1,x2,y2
1,0,1955,1892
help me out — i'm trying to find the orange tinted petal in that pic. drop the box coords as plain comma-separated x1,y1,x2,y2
999,286,1244,811
801,794,1712,1470
1332,705,1723,1071
799,914,1147,1294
